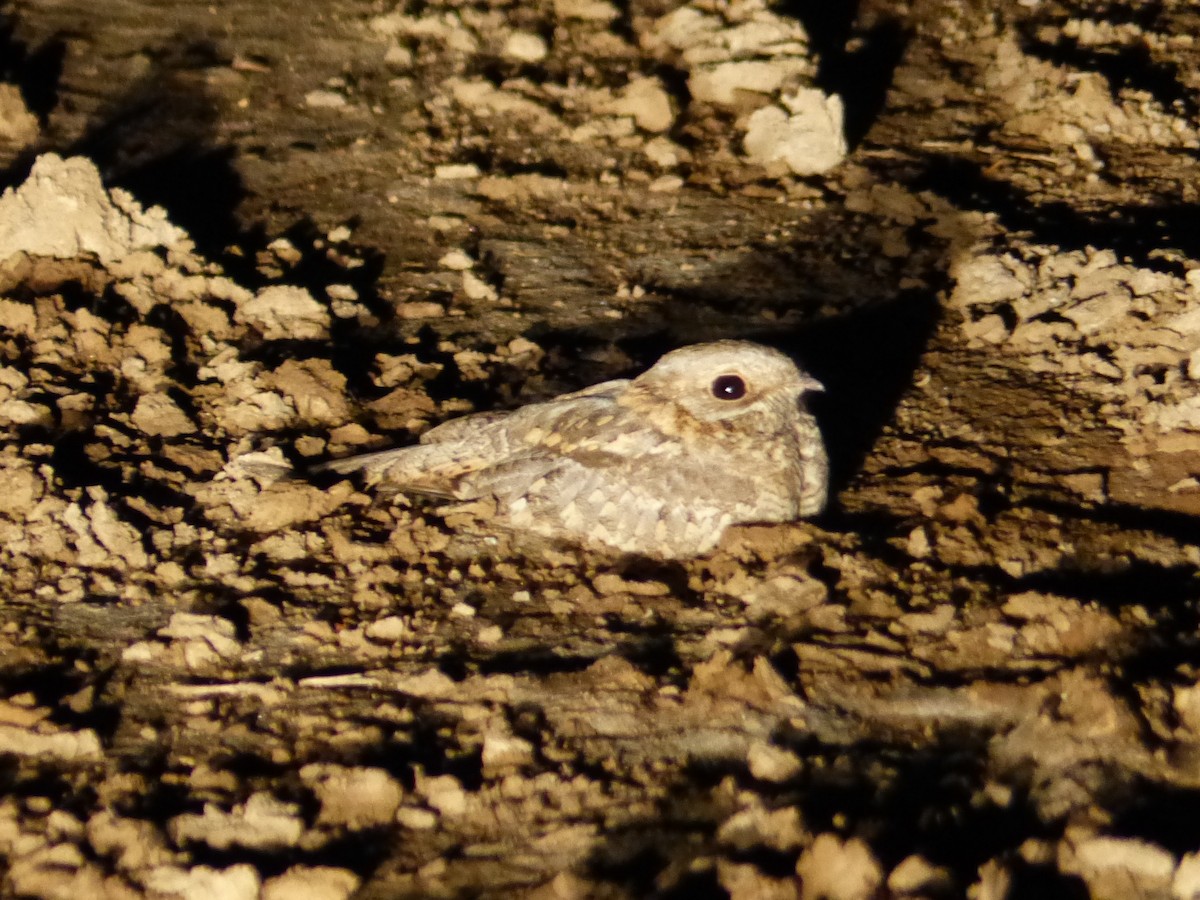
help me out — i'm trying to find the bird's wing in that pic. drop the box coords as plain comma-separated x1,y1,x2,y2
308,442,485,498
417,410,512,445
549,379,629,402
419,379,629,446
311,386,633,500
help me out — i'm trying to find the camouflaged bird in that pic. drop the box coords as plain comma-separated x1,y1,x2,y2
316,341,828,558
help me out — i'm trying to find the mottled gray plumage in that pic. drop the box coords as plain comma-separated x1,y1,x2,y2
316,340,828,558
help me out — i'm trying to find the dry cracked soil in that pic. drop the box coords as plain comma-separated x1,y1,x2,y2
4,1,1200,898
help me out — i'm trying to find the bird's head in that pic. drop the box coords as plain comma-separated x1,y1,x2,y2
630,340,823,427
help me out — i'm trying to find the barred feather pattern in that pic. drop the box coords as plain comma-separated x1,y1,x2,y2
315,341,828,558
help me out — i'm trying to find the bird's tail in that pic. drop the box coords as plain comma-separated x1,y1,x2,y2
310,444,468,499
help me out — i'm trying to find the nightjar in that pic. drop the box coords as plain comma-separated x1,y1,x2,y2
316,340,828,558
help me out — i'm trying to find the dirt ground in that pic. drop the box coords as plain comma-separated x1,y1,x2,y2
3,0,1200,897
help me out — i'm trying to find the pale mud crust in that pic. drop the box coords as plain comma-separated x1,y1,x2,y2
3,0,1200,898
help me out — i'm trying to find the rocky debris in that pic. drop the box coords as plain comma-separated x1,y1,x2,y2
235,285,331,342
0,153,190,265
0,84,39,164
644,0,846,173
949,237,1200,514
742,88,848,176
4,0,1200,897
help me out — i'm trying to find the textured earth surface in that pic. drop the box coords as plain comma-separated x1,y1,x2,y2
4,1,1200,898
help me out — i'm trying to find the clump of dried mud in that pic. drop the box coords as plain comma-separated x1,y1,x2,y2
5,0,1200,898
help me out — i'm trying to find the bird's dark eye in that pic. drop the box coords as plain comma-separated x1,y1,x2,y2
711,374,746,400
